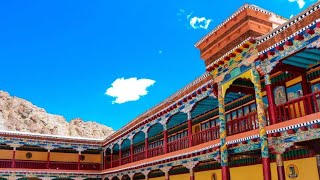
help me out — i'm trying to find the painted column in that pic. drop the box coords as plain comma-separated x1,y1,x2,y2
45,146,55,169
301,74,311,114
78,150,82,170
264,74,277,125
187,112,193,147
252,64,271,180
218,83,230,180
103,149,106,169
185,161,198,180
119,146,122,165
160,166,172,180
130,139,134,163
102,149,105,170
11,146,17,168
142,170,150,180
145,134,149,159
128,173,135,180
163,124,168,154
276,154,286,180
110,149,113,168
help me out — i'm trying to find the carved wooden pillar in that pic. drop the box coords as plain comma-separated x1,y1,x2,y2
119,146,122,166
142,170,150,180
77,150,82,170
145,134,149,159
130,140,134,163
264,74,277,125
9,143,21,168
45,145,54,169
252,64,271,180
163,125,168,154
110,149,113,168
187,112,193,147
160,166,172,180
276,154,286,180
218,83,230,180
185,161,198,180
11,147,17,168
301,74,312,114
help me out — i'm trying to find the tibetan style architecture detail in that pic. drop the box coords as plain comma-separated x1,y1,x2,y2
1,2,320,180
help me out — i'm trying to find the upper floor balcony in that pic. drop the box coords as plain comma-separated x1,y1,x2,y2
103,62,320,169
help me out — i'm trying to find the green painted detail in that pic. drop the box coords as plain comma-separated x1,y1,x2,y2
307,69,320,81
230,67,241,80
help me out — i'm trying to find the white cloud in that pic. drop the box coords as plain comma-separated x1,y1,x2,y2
288,0,306,8
290,14,294,18
189,17,212,30
105,77,155,104
176,9,211,30
158,50,163,54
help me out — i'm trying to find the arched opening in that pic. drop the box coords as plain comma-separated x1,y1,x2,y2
121,175,130,180
191,95,220,146
148,170,165,179
112,144,120,167
120,139,131,165
111,177,120,180
224,77,257,136
132,131,146,162
147,123,164,157
132,173,144,180
166,112,189,153
105,148,112,169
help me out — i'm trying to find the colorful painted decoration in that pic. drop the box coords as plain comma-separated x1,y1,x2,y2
287,83,303,101
311,83,320,92
274,86,287,105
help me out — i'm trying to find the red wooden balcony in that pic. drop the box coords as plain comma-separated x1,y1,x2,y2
147,146,164,157
120,156,131,165
49,161,77,170
133,151,145,162
192,126,220,146
112,160,119,167
80,163,100,170
168,136,189,153
227,112,260,136
15,160,46,169
0,160,11,168
276,91,320,122
105,162,111,169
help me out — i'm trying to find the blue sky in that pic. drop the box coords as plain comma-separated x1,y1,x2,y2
0,0,315,130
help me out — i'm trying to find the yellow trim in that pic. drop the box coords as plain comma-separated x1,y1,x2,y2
222,70,253,98
310,77,320,84
286,76,302,87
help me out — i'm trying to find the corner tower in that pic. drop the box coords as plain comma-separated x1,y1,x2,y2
195,4,287,67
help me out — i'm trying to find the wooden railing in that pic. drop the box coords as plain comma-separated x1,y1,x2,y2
105,162,111,169
276,91,320,122
47,161,78,170
192,126,220,146
15,160,46,169
120,156,131,165
147,146,164,157
168,136,189,153
227,112,259,136
112,160,119,168
133,151,145,162
80,163,100,170
0,160,11,168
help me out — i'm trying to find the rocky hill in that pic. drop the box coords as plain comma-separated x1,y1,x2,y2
0,90,114,139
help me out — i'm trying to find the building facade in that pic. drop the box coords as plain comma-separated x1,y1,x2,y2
1,2,320,180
